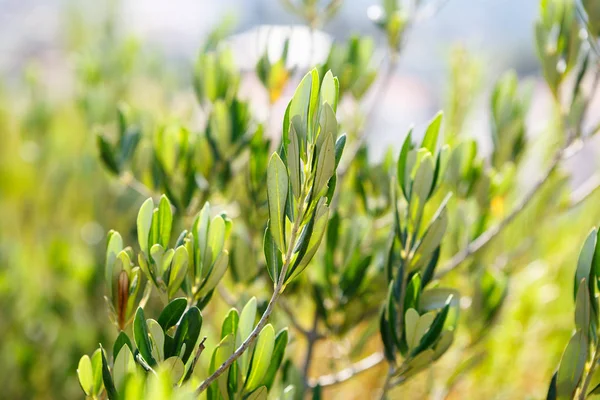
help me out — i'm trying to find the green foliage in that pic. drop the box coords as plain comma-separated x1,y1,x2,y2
548,228,600,399
2,0,600,399
379,114,459,380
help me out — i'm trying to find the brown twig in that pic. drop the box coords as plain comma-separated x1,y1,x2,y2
302,308,321,388
308,352,385,388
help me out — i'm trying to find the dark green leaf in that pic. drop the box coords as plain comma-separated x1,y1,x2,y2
100,345,118,400
262,328,288,390
267,153,289,253
157,298,188,332
556,330,588,399
221,308,239,340
133,307,157,366
113,331,133,361
264,227,283,283
173,307,202,363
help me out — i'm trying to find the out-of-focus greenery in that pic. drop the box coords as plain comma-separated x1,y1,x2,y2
2,0,600,399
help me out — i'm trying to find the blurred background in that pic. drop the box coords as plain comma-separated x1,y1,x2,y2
1,0,599,399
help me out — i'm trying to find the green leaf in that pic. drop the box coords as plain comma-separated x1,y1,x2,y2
401,349,435,380
150,209,160,250
160,357,185,385
411,298,452,356
287,200,330,281
262,328,288,389
91,348,104,396
264,227,283,283
237,297,258,378
397,130,414,200
113,345,134,392
100,345,118,400
547,372,558,400
307,69,320,141
289,71,313,143
172,307,202,363
267,153,289,253
556,330,588,399
194,203,211,278
196,250,229,298
421,111,443,153
339,255,372,299
410,152,434,223
432,330,454,360
157,195,173,248
320,70,338,111
105,231,123,298
334,134,346,168
380,307,396,363
221,308,239,340
314,132,336,196
405,309,435,350
575,228,597,298
97,134,120,174
211,334,235,400
245,324,275,392
150,244,169,283
133,308,157,366
77,355,94,396
137,198,154,255
318,103,338,148
313,384,322,400
157,298,187,332
404,273,422,312
147,319,165,361
168,246,188,299
113,331,133,361
205,216,226,275
575,278,591,335
246,386,268,400
412,195,451,270
288,124,301,199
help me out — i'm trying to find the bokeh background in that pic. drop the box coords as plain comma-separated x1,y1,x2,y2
1,0,599,399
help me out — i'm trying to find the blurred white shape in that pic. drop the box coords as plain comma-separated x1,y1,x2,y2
19,140,40,163
80,221,104,245
224,25,333,71
367,5,384,23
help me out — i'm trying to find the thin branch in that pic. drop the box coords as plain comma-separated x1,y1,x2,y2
308,352,385,388
302,309,320,388
579,337,600,399
436,138,586,279
380,366,395,399
194,186,308,395
569,172,600,209
217,285,237,307
119,172,155,199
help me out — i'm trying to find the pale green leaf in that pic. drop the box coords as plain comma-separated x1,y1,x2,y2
237,297,258,378
105,231,123,298
137,198,154,255
245,324,275,392
77,355,94,396
147,319,165,362
314,132,335,196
